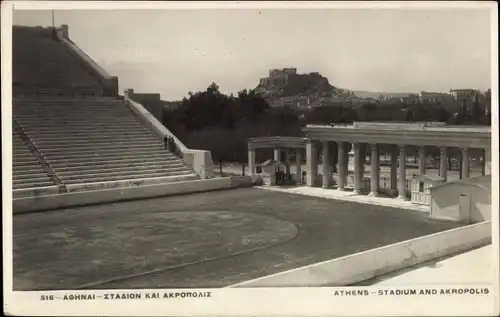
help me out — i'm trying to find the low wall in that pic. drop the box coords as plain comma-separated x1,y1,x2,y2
56,25,118,97
14,176,254,214
124,92,214,179
229,221,491,287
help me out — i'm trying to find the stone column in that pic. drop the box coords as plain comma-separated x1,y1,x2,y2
369,143,379,197
485,147,491,175
353,142,362,194
285,149,291,175
481,148,486,176
390,145,398,196
248,148,256,176
306,140,317,187
461,147,470,179
418,146,426,175
274,148,281,162
439,146,448,182
397,145,407,200
360,143,366,177
337,141,346,191
296,149,302,185
322,141,331,188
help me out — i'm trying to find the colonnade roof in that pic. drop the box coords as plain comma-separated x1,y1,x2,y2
248,136,307,149
303,122,491,149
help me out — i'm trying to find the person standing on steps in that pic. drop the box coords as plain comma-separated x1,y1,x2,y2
164,135,170,150
170,136,176,153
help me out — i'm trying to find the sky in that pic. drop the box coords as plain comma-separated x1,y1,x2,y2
13,7,493,101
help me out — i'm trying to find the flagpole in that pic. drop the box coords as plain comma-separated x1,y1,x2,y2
52,10,55,28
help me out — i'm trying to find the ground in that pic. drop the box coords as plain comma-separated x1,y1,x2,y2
14,187,463,291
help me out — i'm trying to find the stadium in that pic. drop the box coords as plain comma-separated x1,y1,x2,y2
11,24,493,291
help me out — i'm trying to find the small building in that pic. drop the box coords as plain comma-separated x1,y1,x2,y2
410,175,445,205
259,159,287,186
430,175,491,224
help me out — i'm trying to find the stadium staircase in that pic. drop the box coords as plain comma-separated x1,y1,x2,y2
12,25,199,199
13,98,199,196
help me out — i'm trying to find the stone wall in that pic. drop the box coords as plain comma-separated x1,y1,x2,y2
124,91,214,179
229,221,491,287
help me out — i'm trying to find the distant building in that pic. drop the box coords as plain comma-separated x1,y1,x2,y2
400,94,420,104
449,89,479,102
420,91,455,103
126,88,164,121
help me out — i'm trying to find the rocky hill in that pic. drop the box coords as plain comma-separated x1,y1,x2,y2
255,70,345,99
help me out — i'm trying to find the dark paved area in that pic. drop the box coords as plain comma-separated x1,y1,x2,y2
13,188,463,290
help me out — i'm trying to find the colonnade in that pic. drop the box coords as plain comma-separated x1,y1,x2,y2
248,140,489,200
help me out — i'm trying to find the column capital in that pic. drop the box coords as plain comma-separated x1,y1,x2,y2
439,146,447,153
370,143,378,151
461,147,470,152
397,144,406,151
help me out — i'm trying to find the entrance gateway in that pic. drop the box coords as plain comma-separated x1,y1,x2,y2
248,122,491,203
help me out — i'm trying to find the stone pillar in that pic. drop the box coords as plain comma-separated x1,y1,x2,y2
369,143,379,197
485,147,491,175
306,140,317,187
397,145,407,200
274,148,281,162
461,147,470,179
337,141,346,191
360,143,366,177
439,146,448,182
481,149,486,176
390,145,398,196
248,148,256,176
285,149,291,175
322,141,331,188
353,142,362,194
418,146,426,175
296,149,302,185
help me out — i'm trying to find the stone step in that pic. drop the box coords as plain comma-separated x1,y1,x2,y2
16,118,140,125
14,172,51,180
39,145,169,157
35,141,164,153
15,114,135,120
45,151,177,162
53,161,186,173
23,126,151,135
12,166,47,178
56,166,192,180
65,174,199,193
48,155,182,167
12,164,43,174
24,132,156,143
13,150,36,156
19,123,145,130
13,157,40,164
14,103,125,108
61,170,193,184
14,175,53,184
25,130,154,138
14,109,132,115
13,185,60,199
33,135,159,146
13,182,57,190
13,99,124,105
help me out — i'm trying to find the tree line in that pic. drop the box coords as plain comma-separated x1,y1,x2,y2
163,83,491,165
